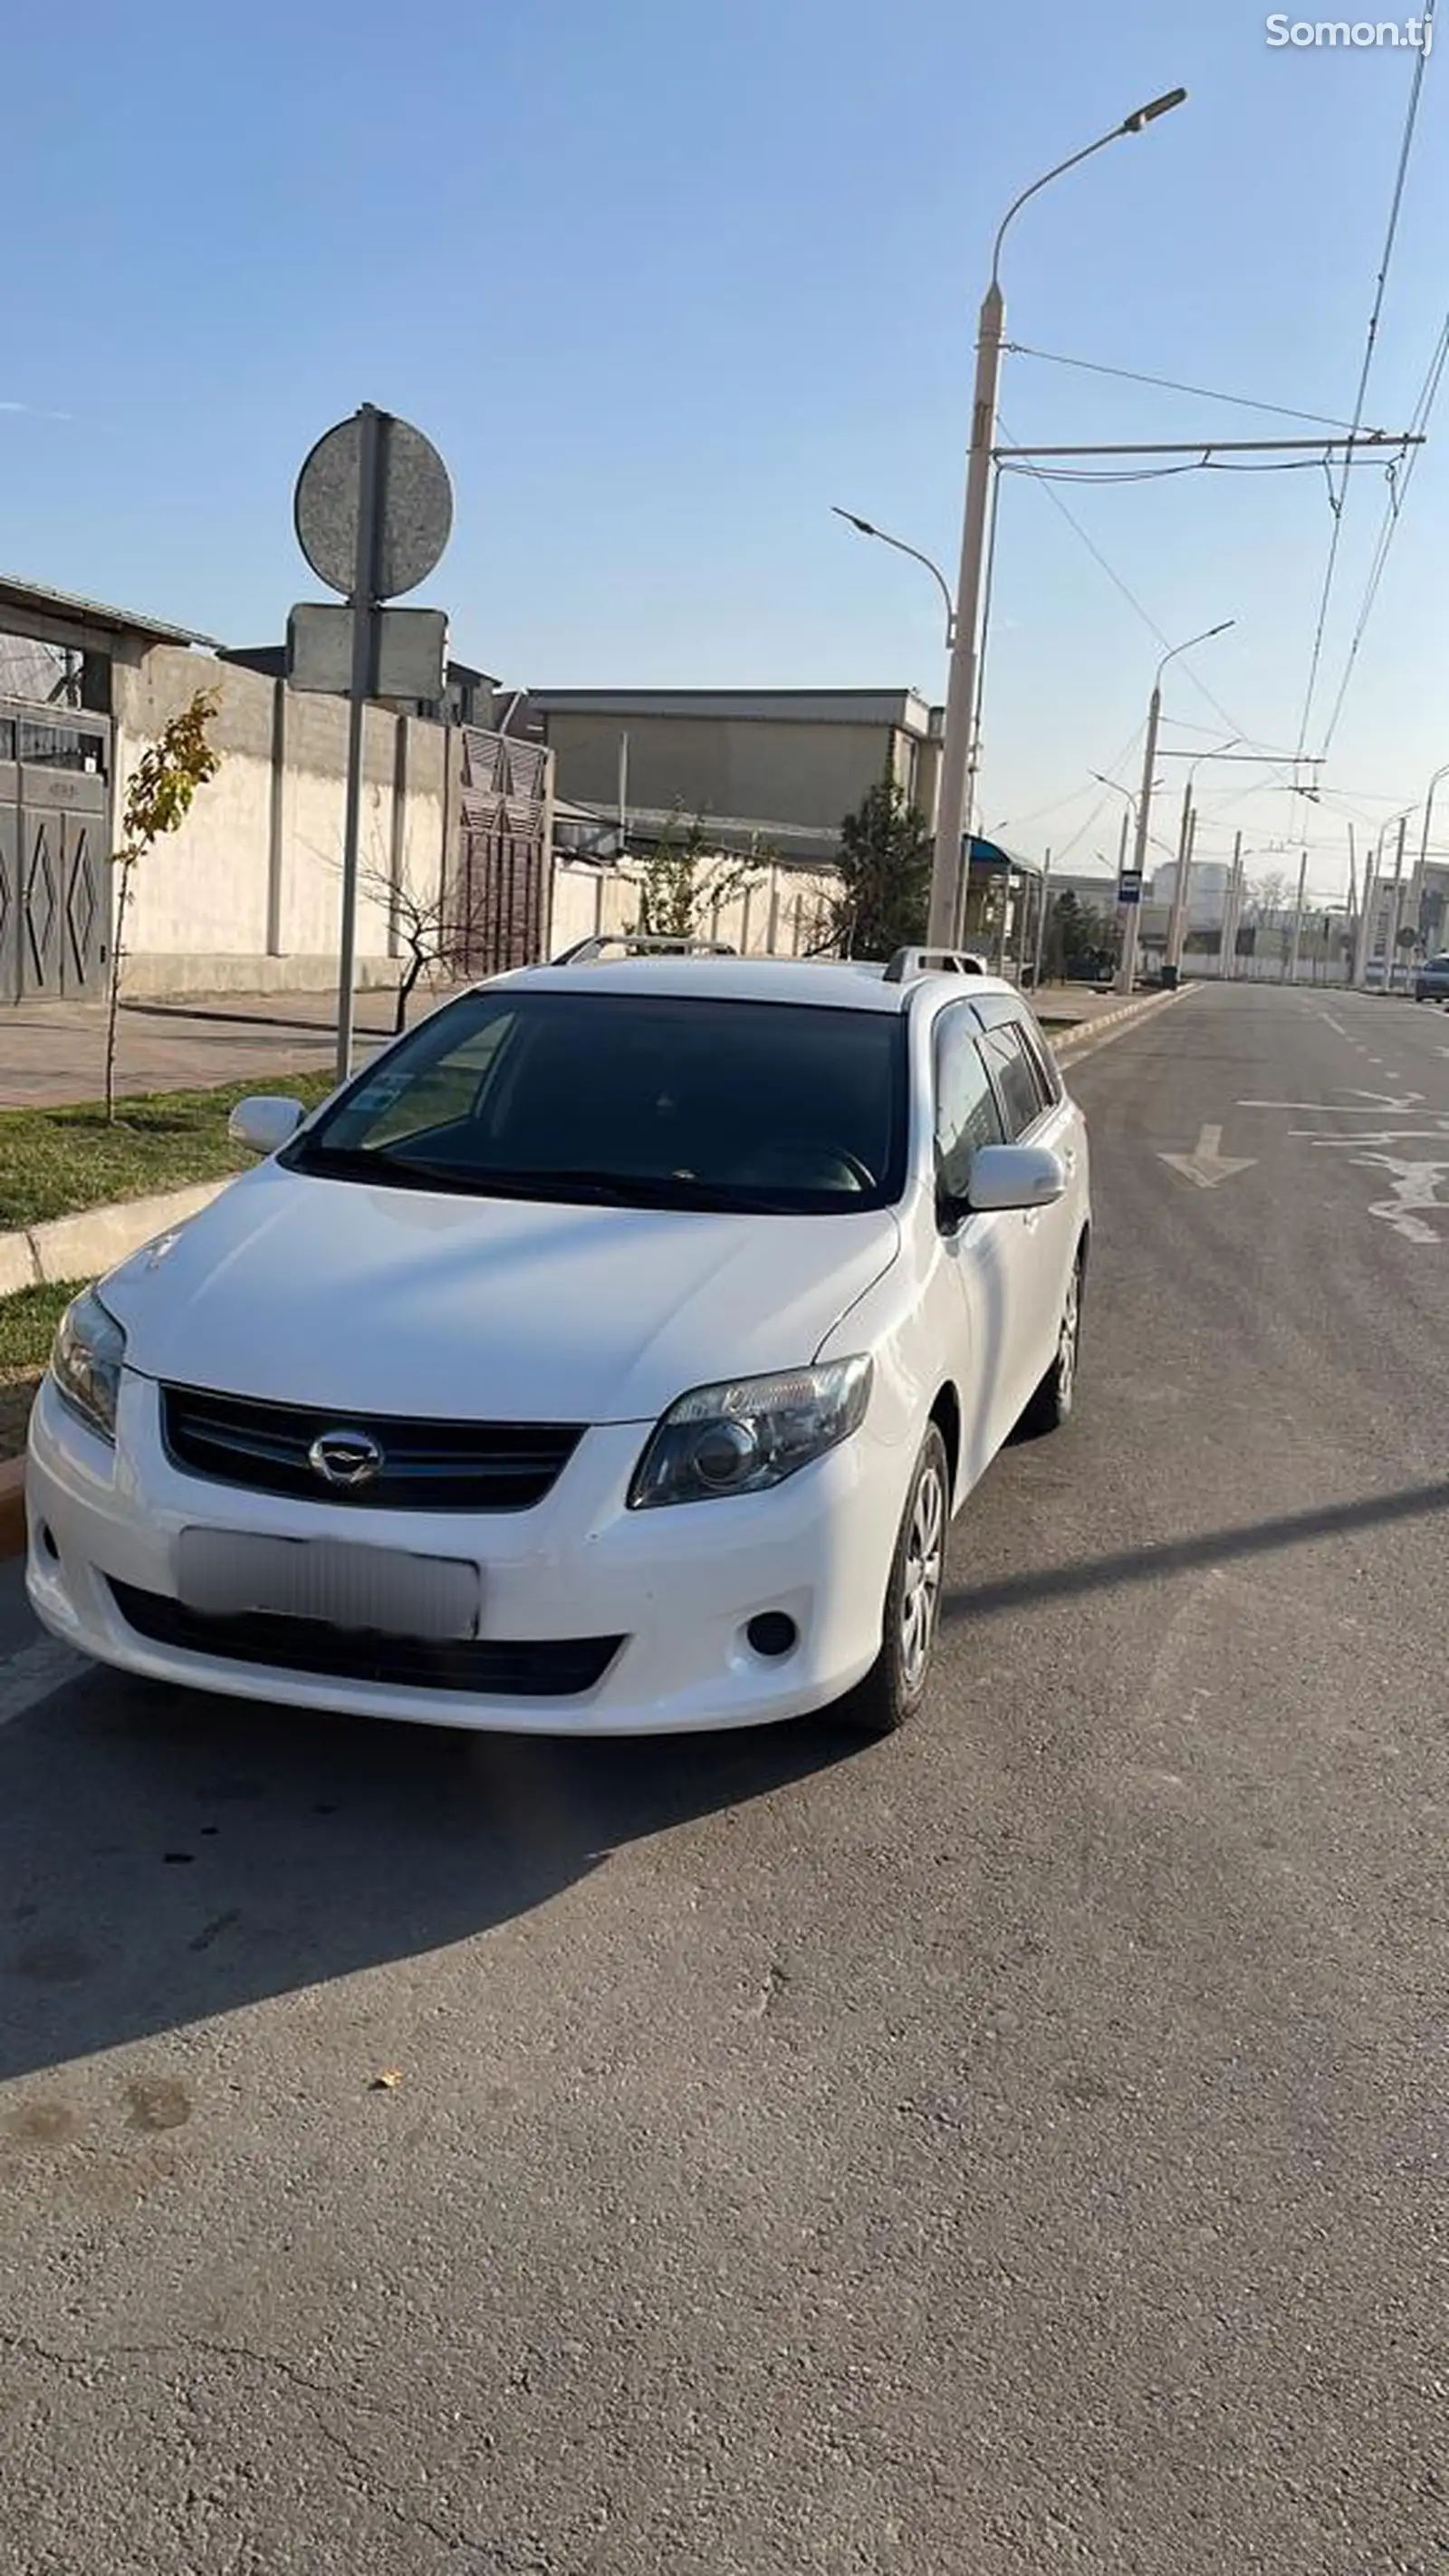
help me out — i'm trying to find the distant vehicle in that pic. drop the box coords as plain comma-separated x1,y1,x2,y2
27,943,1090,1743
1414,954,1449,1003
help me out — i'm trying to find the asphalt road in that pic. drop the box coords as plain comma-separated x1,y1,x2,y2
2,982,1445,2575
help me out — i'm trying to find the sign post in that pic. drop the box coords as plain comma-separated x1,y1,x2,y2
338,406,383,1084
292,405,454,1081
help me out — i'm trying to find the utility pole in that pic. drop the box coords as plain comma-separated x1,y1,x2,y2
1032,846,1053,988
1284,847,1310,985
1112,807,1130,978
1222,828,1244,978
1117,686,1160,997
1165,774,1195,983
926,89,1189,947
1411,763,1449,957
1354,853,1378,988
1116,622,1233,996
1384,810,1410,988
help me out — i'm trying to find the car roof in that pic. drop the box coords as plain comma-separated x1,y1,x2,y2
488,955,1025,1015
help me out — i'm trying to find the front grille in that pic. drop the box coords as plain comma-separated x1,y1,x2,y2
109,1581,623,1699
160,1385,582,1513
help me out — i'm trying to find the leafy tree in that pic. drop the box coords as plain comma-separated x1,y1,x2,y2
107,688,221,1119
823,778,932,959
629,812,761,943
1044,889,1112,977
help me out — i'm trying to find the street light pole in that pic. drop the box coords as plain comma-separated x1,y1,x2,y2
1223,828,1244,978
1032,845,1053,988
1355,805,1413,985
1284,846,1310,985
1385,810,1411,986
1164,736,1239,982
1116,621,1233,996
926,86,1188,950
830,509,956,647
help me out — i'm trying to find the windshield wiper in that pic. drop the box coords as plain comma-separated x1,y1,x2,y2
285,1142,461,1190
425,1167,750,1208
287,1148,834,1214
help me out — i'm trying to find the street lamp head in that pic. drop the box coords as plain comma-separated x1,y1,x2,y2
1122,87,1188,133
831,506,878,538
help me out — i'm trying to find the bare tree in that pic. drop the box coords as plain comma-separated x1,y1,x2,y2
356,859,476,1032
1246,869,1291,921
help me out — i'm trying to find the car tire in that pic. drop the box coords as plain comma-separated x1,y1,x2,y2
839,1423,949,1741
1018,1241,1085,1439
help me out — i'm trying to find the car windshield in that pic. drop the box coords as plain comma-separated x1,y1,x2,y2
283,986,907,1215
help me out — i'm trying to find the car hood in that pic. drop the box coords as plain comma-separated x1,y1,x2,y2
103,1164,902,1424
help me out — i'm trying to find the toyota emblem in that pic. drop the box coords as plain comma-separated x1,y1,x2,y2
308,1427,385,1490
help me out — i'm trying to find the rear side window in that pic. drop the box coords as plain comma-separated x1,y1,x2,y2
1015,1013,1062,1105
981,1022,1051,1140
934,1001,1004,1197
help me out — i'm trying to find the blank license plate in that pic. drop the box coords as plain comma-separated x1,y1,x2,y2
175,1530,481,1640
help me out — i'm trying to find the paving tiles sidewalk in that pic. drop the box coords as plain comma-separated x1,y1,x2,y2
0,977,1133,1112
0,988,469,1110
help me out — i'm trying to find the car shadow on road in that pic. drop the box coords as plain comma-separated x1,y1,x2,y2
942,1474,1449,1624
0,1681,863,2083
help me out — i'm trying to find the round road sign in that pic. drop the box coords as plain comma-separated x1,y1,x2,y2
293,409,453,601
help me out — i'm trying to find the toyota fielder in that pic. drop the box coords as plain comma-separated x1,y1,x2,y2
26,947,1089,1738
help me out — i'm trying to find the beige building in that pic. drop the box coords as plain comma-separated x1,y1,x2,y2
523,687,944,859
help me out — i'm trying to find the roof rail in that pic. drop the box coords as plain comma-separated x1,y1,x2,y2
880,947,989,985
546,934,739,966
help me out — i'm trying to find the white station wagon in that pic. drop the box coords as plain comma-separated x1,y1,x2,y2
27,943,1090,1739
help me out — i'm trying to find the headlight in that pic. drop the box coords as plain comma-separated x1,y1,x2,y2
50,1287,127,1445
629,1358,872,1509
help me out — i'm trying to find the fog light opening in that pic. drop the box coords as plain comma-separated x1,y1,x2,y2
40,1523,60,1562
746,1611,798,1661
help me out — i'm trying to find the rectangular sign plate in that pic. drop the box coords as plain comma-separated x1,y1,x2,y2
287,603,448,700
175,1530,480,1639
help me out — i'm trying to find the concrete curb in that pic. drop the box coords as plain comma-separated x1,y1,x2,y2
0,1181,236,1562
0,1179,231,1301
1050,984,1186,1064
0,1456,24,1561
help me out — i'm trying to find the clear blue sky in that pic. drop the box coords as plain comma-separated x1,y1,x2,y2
7,0,1447,895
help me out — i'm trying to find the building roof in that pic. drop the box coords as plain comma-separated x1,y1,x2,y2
528,686,939,734
0,571,216,649
554,800,841,870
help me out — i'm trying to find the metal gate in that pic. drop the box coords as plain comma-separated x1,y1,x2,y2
453,727,552,977
0,702,110,1002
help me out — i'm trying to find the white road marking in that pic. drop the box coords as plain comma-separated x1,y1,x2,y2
1290,1127,1449,1144
0,1636,90,1731
1238,1095,1426,1112
1354,1155,1449,1244
1319,1013,1348,1036
1158,1123,1257,1189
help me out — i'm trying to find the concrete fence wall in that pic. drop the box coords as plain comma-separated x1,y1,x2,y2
547,854,839,958
101,634,839,1001
109,642,458,999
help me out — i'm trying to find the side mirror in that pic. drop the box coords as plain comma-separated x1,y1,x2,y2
968,1142,1068,1214
227,1095,305,1157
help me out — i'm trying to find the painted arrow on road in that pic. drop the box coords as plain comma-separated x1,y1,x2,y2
1158,1123,1257,1190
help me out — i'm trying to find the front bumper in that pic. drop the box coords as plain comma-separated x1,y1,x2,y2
24,1372,907,1735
